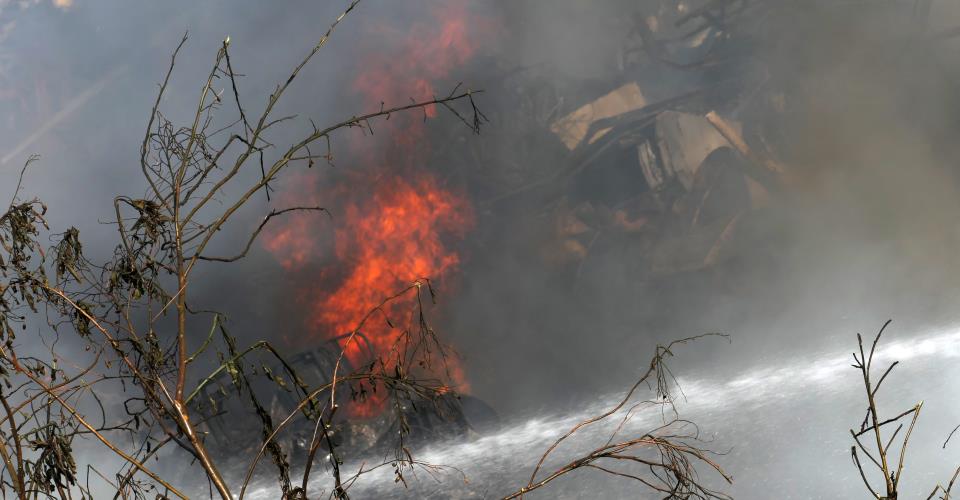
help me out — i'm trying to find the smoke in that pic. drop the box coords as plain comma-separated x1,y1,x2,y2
3,0,960,497
437,0,960,413
440,0,960,495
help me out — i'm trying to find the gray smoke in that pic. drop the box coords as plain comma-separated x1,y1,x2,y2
4,0,960,498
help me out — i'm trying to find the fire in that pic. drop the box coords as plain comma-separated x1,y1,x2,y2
312,175,472,363
265,1,490,417
354,2,476,123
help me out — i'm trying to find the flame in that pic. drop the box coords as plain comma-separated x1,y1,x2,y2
315,177,471,355
261,175,323,270
354,2,475,123
265,1,489,417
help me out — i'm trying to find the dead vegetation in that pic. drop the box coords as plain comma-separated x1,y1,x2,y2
502,334,732,500
0,1,488,498
849,321,960,500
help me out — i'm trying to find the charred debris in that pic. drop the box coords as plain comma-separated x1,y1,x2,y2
190,331,498,464
455,0,784,287
438,0,955,295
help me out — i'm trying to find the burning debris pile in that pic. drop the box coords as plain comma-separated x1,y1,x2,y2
190,331,497,465
187,0,497,465
197,0,960,470
262,2,487,403
200,0,786,474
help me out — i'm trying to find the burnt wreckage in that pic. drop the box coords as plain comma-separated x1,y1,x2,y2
461,0,955,293
442,0,800,291
190,332,497,460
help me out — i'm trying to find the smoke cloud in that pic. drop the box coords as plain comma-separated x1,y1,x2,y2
3,0,960,497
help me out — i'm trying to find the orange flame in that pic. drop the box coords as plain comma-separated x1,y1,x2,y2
312,176,472,361
265,1,489,417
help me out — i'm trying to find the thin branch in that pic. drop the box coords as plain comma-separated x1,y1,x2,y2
194,206,328,263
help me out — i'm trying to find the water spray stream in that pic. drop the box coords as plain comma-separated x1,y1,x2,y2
242,324,960,498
